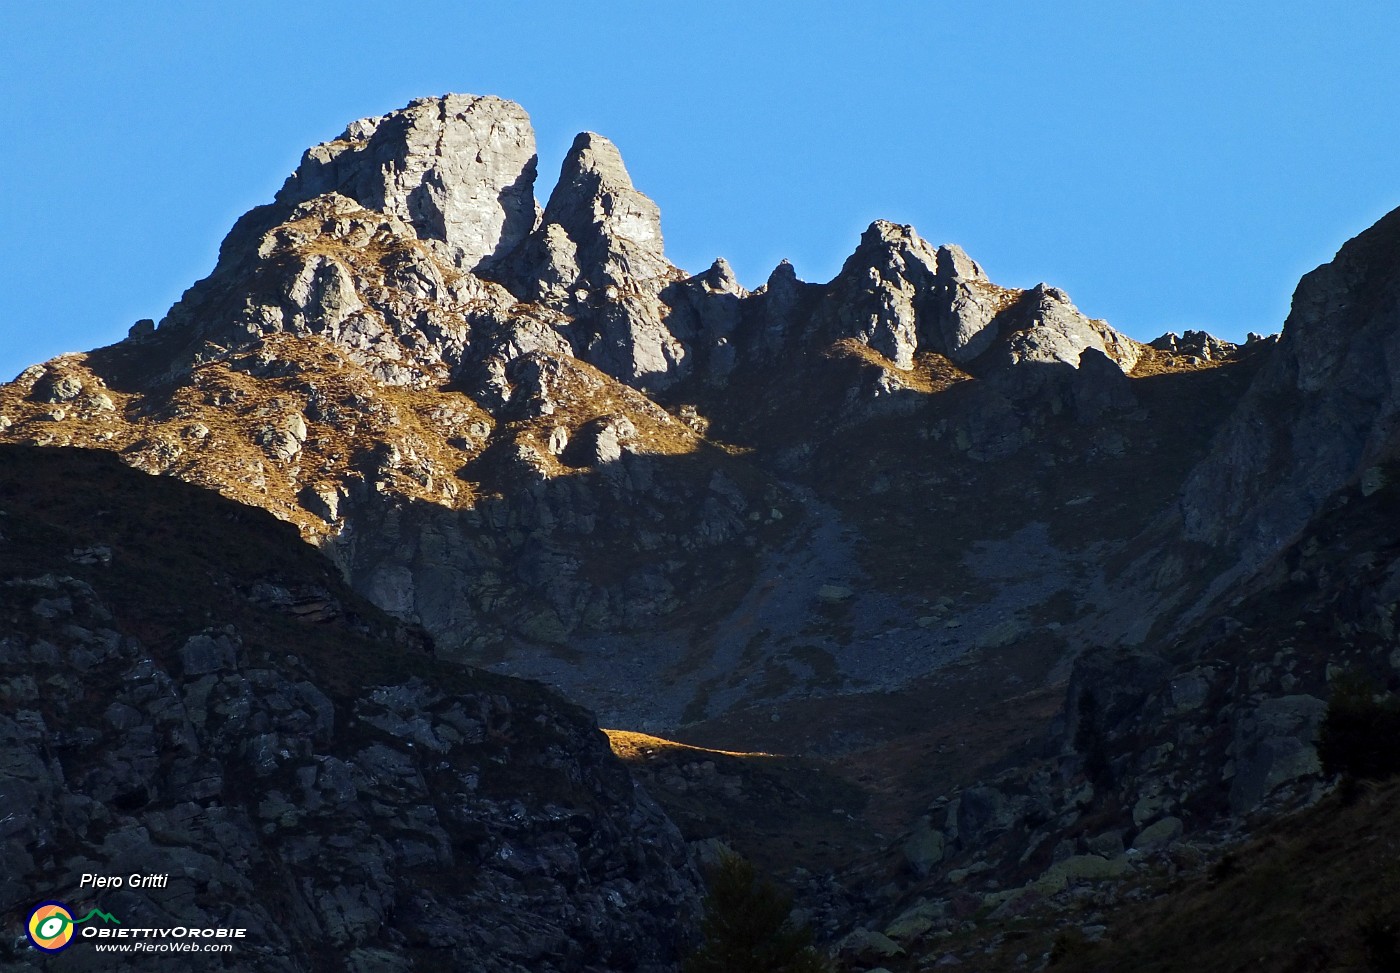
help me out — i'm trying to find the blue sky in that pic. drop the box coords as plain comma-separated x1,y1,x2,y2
3,2,1399,381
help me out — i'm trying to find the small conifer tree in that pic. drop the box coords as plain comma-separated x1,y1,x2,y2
1318,674,1400,783
685,853,831,973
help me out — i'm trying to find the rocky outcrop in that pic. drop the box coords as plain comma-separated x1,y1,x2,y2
1180,206,1400,572
520,132,674,294
738,259,816,362
1149,329,1238,362
332,437,788,658
985,283,1142,373
132,192,526,390
817,221,947,369
665,258,747,384
0,445,699,972
783,220,1142,377
0,92,1255,737
277,94,539,272
497,131,692,389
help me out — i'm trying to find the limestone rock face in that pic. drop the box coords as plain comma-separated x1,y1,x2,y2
277,94,539,272
807,221,1141,375
152,192,528,389
500,132,690,389
925,244,1002,363
820,221,943,369
742,258,812,361
813,221,1012,369
991,284,1141,372
532,132,673,290
665,258,748,383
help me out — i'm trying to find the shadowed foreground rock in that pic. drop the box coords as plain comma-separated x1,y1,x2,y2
0,446,699,972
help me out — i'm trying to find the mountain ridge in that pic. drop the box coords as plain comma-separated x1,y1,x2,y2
0,93,1283,739
5,90,1400,970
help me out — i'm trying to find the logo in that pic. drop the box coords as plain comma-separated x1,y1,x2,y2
26,901,120,952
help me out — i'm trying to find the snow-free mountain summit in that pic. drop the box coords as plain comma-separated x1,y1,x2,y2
5,92,1400,969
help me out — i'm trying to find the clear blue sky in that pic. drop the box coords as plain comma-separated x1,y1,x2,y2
4,2,1399,381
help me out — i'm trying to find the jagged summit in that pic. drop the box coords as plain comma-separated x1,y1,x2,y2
0,93,1253,667
499,128,690,388
540,130,670,277
122,92,1149,398
276,94,539,272
0,91,1266,730
506,128,675,303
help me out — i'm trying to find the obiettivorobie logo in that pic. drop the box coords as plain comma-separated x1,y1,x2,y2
25,898,248,954
27,901,120,952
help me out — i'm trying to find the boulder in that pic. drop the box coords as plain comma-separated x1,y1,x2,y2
902,818,946,876
1132,816,1184,854
884,899,947,941
1032,854,1130,893
1229,694,1327,814
837,928,905,964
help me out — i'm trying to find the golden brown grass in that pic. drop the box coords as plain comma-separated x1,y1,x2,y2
604,729,779,761
1128,344,1236,377
0,333,500,539
823,339,973,395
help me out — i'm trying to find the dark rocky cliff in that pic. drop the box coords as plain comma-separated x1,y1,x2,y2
1181,205,1400,576
0,445,698,972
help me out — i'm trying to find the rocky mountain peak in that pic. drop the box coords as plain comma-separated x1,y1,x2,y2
542,131,669,278
0,92,1274,737
819,220,947,368
844,222,982,284
806,219,1141,374
935,242,985,281
700,256,742,294
506,129,677,299
104,93,1152,404
992,283,1143,372
275,93,539,272
766,257,799,288
493,130,691,389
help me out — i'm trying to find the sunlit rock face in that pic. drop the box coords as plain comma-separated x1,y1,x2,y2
277,94,541,273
